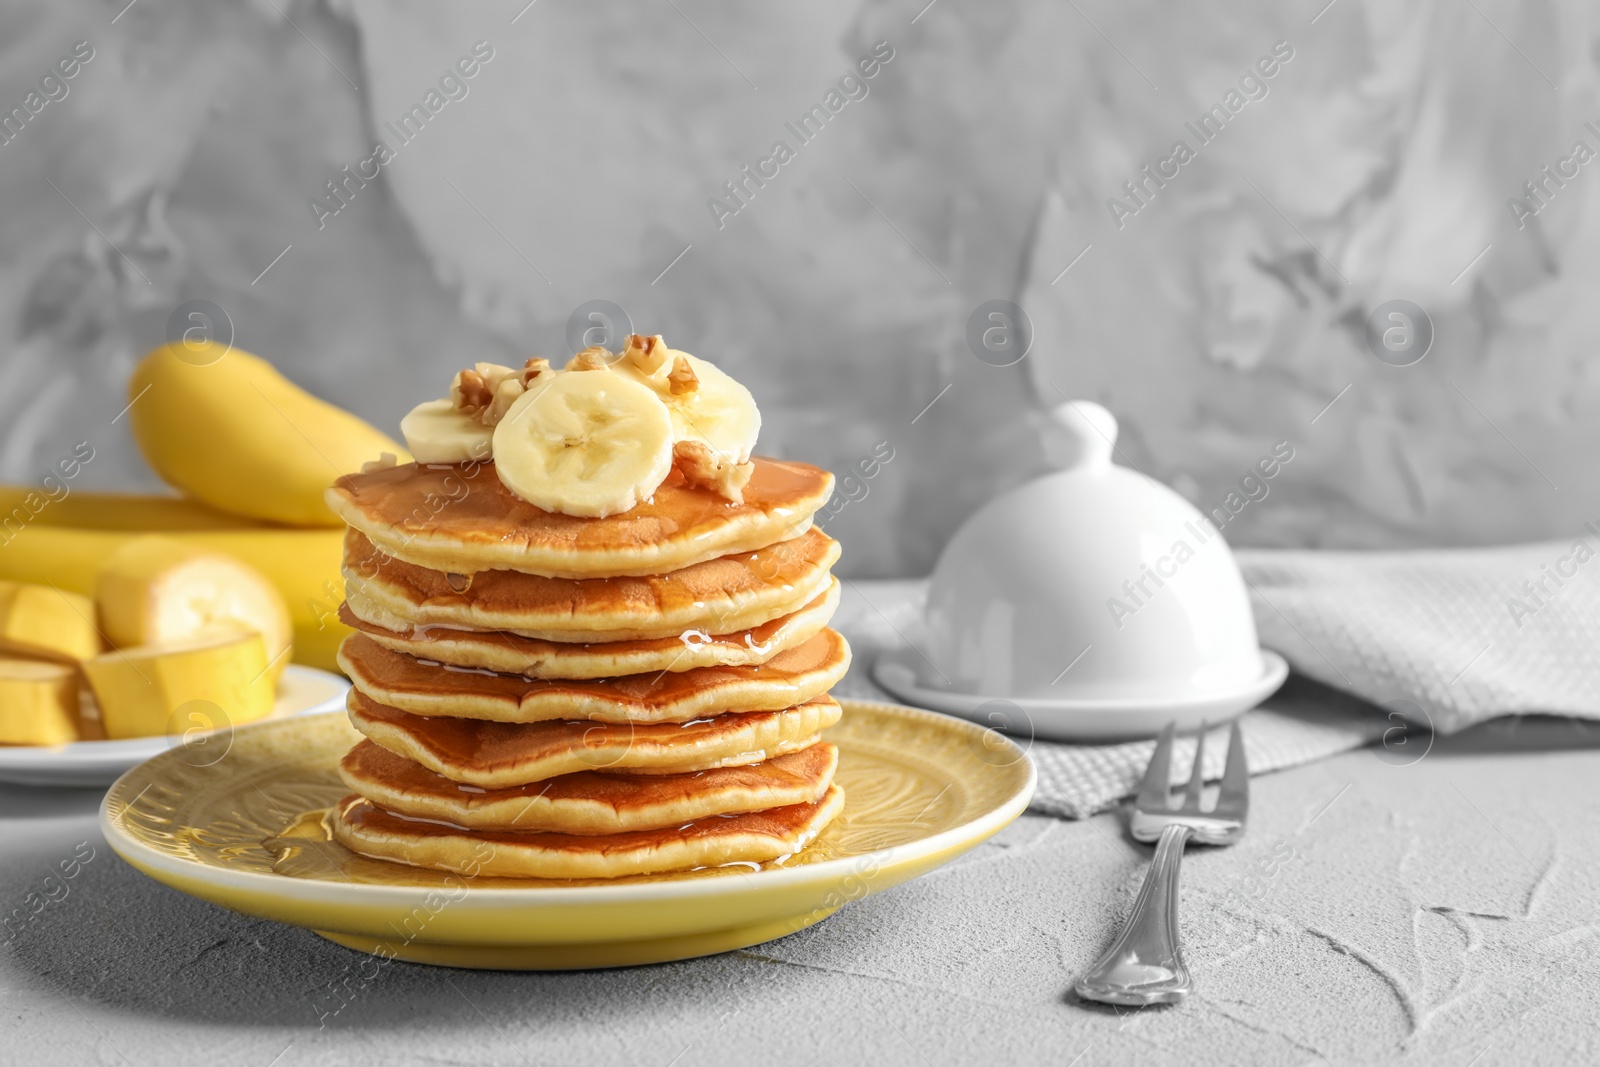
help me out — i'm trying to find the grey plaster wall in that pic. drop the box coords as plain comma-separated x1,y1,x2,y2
0,0,1592,573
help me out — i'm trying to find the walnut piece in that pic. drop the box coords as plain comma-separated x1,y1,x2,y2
667,354,699,395
623,334,670,376
520,357,551,387
475,362,519,391
483,379,525,424
673,440,752,504
569,345,613,371
451,368,494,415
451,361,539,425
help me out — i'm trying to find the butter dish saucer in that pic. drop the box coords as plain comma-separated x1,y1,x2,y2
872,646,1288,742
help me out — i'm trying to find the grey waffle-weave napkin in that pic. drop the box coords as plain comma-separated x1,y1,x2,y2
1240,541,1600,732
836,544,1600,818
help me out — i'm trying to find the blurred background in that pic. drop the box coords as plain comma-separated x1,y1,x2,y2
1,0,1594,576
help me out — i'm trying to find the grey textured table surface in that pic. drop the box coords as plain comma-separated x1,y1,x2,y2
4,582,1599,1066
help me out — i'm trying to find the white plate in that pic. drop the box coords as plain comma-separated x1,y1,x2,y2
871,648,1289,743
0,665,350,788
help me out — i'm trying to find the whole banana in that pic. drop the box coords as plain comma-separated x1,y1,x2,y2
129,342,407,526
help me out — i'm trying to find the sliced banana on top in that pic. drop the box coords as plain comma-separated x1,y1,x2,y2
400,398,494,464
615,337,761,464
491,371,674,518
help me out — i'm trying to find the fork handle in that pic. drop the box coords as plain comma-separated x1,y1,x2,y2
1074,823,1194,1007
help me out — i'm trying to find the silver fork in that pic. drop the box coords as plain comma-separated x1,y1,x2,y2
1074,720,1249,1007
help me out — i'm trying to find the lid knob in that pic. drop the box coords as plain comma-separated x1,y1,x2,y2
1047,400,1117,471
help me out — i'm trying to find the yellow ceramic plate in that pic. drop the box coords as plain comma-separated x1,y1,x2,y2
100,699,1034,970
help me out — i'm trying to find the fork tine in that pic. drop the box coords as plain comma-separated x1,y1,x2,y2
1135,723,1177,811
1215,719,1250,817
1181,721,1208,812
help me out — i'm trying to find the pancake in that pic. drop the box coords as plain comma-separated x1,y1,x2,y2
337,628,851,724
338,740,838,834
342,526,840,642
331,785,845,879
325,458,833,578
337,580,840,679
347,690,842,787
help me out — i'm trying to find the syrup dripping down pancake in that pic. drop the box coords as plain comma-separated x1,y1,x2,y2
325,458,833,578
336,580,839,679
339,740,838,834
331,785,846,880
347,690,842,787
337,628,850,724
341,526,839,642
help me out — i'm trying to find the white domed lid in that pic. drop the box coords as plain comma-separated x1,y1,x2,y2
920,400,1265,702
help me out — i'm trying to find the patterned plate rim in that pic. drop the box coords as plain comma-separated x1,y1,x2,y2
98,698,1036,906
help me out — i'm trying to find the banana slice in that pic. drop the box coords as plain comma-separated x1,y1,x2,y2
0,658,80,745
82,630,275,740
616,338,760,463
96,536,293,682
0,581,100,662
491,370,673,518
400,399,493,464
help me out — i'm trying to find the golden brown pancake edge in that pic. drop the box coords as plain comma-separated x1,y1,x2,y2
336,579,841,679
330,785,846,880
345,689,843,787
337,740,838,834
325,457,834,578
336,628,851,724
341,526,840,642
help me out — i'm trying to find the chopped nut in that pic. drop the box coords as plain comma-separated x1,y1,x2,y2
451,368,493,414
474,363,519,392
672,440,752,504
451,362,535,425
624,334,671,376
482,378,525,425
520,357,552,387
569,345,613,371
667,354,699,395
453,367,519,423
361,452,400,473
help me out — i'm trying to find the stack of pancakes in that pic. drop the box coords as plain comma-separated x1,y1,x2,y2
323,457,849,880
